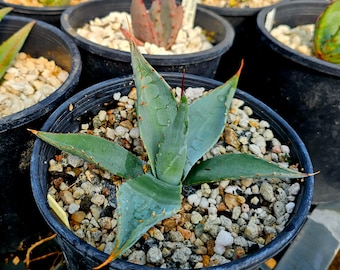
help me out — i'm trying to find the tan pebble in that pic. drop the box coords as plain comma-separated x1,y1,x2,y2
162,219,177,232
235,246,246,258
60,190,74,205
265,233,276,245
224,127,240,149
202,255,210,267
224,193,240,210
148,227,164,241
97,243,105,251
195,246,208,255
71,211,86,224
182,202,192,212
241,178,253,188
237,195,246,204
206,239,215,256
249,119,259,128
181,213,191,224
177,226,191,240
120,119,133,130
128,87,137,100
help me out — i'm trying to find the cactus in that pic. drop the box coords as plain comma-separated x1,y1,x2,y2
313,0,340,64
123,0,184,49
30,39,313,269
0,7,35,80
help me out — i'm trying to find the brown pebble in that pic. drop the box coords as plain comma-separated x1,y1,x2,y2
265,232,276,245
217,202,227,212
162,219,177,232
224,193,240,210
224,126,241,149
206,239,215,256
177,226,191,240
71,211,86,224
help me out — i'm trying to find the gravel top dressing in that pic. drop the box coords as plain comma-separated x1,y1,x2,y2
47,86,302,269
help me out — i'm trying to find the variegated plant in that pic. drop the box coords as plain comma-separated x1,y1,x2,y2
0,7,35,79
121,0,184,49
313,0,340,64
30,39,312,269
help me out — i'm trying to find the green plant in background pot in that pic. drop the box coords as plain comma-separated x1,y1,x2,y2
313,0,340,64
30,37,313,269
0,7,34,78
38,0,70,6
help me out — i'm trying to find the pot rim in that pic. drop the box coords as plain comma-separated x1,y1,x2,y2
30,72,314,269
256,0,340,77
60,0,235,65
0,0,69,13
0,15,82,132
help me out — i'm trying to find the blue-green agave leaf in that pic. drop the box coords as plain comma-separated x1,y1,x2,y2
156,94,188,185
30,130,145,179
183,153,310,185
183,62,243,177
130,38,178,176
93,173,182,269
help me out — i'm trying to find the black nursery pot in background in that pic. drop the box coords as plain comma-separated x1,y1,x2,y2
0,0,69,27
0,16,81,253
254,1,339,204
201,0,285,82
30,73,314,270
60,0,235,89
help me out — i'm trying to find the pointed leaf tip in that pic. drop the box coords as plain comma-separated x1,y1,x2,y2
27,128,38,135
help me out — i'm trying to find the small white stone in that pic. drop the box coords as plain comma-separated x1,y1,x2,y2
187,193,201,206
285,202,295,214
214,230,233,249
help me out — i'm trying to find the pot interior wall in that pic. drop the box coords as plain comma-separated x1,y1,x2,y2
251,1,339,203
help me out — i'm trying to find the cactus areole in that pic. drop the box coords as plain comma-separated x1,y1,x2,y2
313,0,340,64
30,39,313,269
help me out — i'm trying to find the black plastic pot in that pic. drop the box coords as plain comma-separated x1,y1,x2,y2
30,73,314,270
255,1,339,204
60,0,235,88
0,15,81,253
201,1,286,82
0,0,74,27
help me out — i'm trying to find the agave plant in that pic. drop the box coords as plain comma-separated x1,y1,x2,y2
30,38,312,269
0,7,35,79
121,0,184,49
313,0,340,64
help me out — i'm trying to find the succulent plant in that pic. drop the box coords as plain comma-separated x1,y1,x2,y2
30,39,312,269
313,0,340,64
38,0,70,6
122,0,184,49
0,7,35,80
